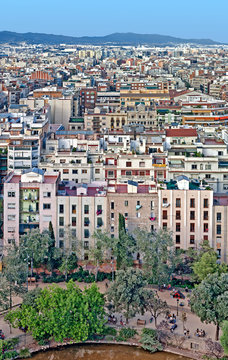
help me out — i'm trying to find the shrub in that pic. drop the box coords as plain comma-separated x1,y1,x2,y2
103,326,117,336
116,327,137,341
19,348,31,358
140,328,162,353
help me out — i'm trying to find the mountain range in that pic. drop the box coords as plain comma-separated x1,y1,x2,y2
0,31,222,46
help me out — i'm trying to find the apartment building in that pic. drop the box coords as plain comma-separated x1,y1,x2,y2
158,177,213,251
213,194,228,263
107,181,158,238
56,182,107,256
3,169,59,246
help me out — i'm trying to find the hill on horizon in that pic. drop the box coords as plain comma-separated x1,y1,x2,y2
0,31,222,46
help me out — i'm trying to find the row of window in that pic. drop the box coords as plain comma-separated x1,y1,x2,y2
58,217,103,227
163,198,209,208
163,222,209,233
59,228,90,238
162,210,209,220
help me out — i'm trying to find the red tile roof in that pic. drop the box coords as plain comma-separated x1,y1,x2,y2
166,129,197,137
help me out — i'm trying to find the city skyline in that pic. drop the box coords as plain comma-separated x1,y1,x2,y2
0,0,227,43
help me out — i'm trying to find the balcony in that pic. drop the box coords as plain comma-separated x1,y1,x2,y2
162,203,170,208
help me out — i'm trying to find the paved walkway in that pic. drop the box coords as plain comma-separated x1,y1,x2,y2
0,281,217,343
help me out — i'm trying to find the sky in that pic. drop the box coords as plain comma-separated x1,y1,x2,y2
0,0,227,43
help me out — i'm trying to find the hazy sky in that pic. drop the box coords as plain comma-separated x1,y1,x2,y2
1,0,227,42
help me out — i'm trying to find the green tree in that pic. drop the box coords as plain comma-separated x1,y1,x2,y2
58,226,80,280
107,268,147,322
0,246,26,311
19,229,52,275
116,214,136,270
192,250,227,282
6,280,105,343
48,221,55,240
144,292,169,327
134,229,175,286
190,273,228,340
221,321,228,355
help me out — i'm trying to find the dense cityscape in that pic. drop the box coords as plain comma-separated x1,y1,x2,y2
0,27,228,360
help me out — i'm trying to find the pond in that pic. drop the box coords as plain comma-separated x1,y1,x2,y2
30,344,192,360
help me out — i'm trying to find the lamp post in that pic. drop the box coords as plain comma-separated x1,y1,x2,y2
176,298,179,316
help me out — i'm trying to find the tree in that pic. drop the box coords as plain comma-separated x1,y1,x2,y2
107,268,147,322
192,250,227,282
58,226,80,280
144,292,169,327
19,229,52,275
134,229,176,286
6,280,105,343
0,246,26,311
190,273,228,340
116,214,136,270
48,221,55,240
221,321,228,355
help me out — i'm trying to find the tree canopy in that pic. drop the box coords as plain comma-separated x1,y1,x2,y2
6,280,105,343
221,321,228,355
107,268,147,322
190,272,228,340
192,249,227,282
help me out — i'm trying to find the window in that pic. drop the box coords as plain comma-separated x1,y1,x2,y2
124,200,128,207
82,170,87,174
203,211,208,220
8,192,15,197
72,217,76,226
190,198,195,208
176,198,181,207
200,164,203,170
84,241,89,250
111,201,114,210
163,210,167,220
8,227,15,233
205,174,211,179
205,164,211,170
176,211,181,220
139,161,145,167
204,199,209,208
190,223,195,232
72,170,78,174
190,235,195,244
84,217,89,226
111,226,114,232
108,171,114,177
60,159,66,164
126,171,132,176
136,212,141,218
84,229,89,238
126,161,132,167
137,201,140,206
176,223,181,232
176,235,180,244
163,223,167,229
95,169,100,174
59,217,64,226
218,151,223,156
43,215,52,222
8,203,15,209
59,204,64,213
192,164,197,170
63,169,69,174
8,215,16,221
204,223,208,232
111,213,114,220
217,213,221,222
151,201,154,210
43,203,51,210
204,235,208,241
72,205,76,214
84,205,89,214
71,229,76,238
217,225,221,235
124,213,128,218
43,192,51,198
59,228,64,238
163,198,168,204
97,218,103,227
190,211,195,220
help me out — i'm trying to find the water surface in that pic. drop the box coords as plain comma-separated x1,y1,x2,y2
30,344,192,360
